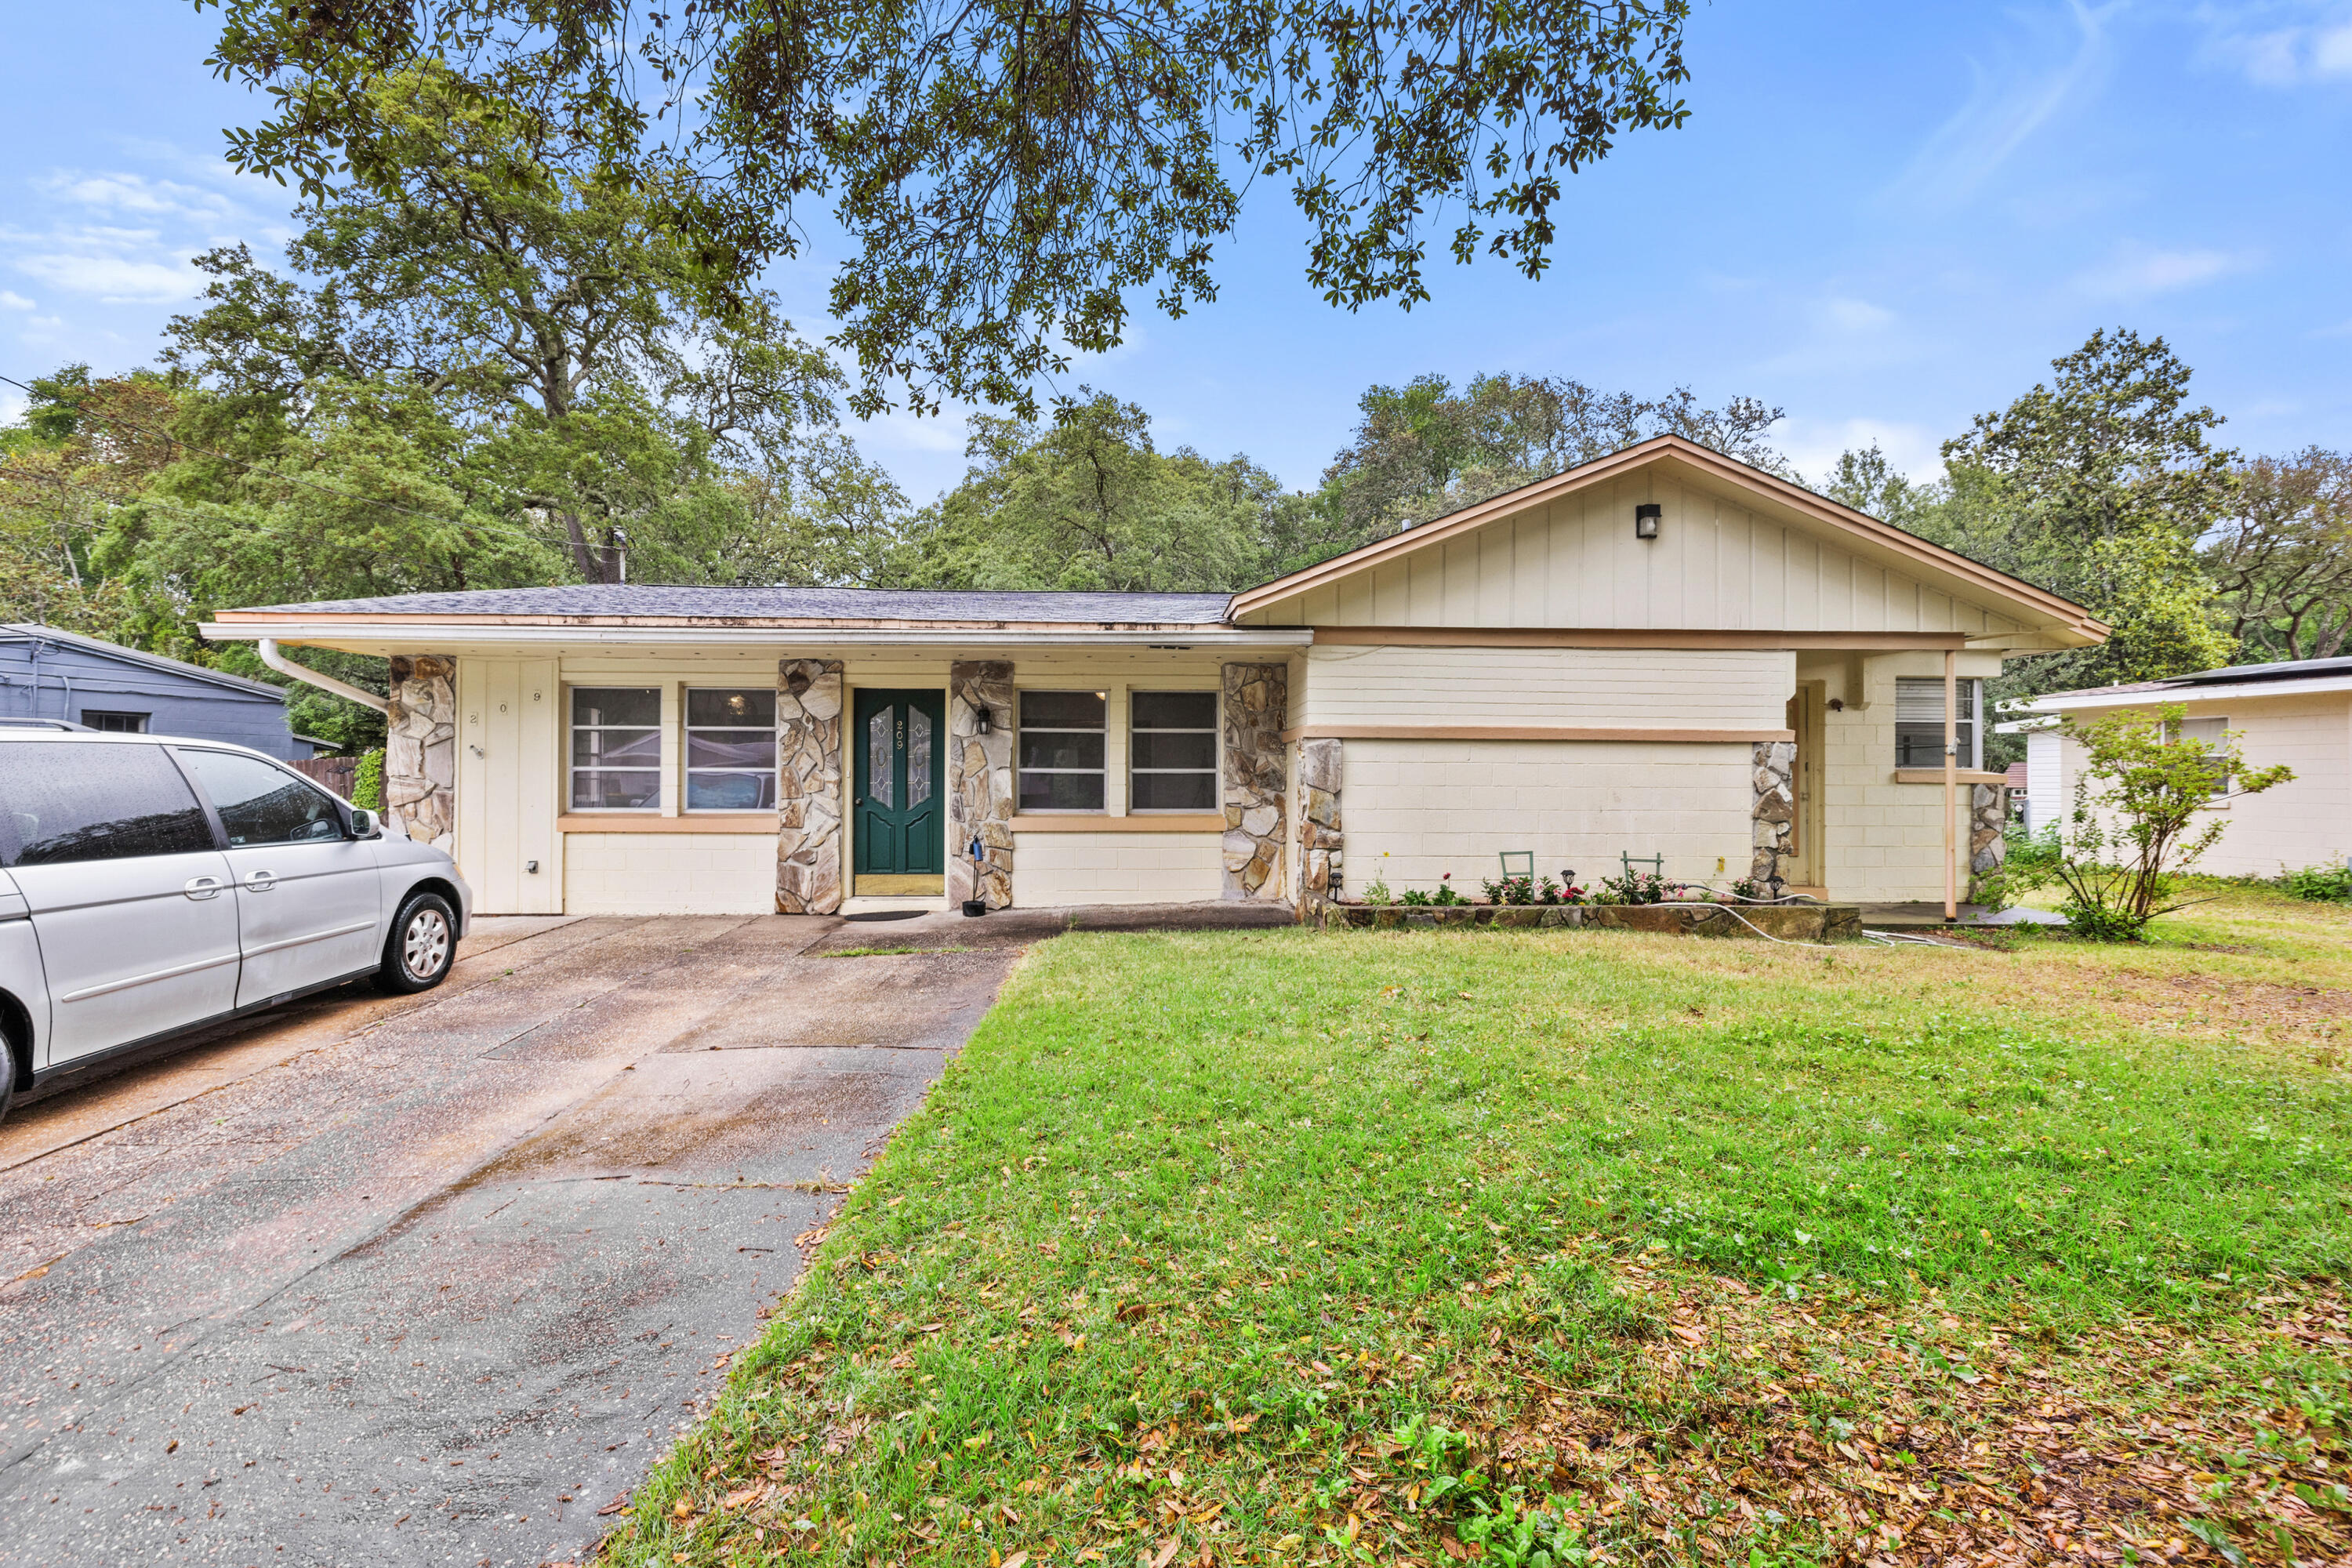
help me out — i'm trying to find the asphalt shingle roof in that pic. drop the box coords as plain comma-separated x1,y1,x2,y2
251,586,1239,625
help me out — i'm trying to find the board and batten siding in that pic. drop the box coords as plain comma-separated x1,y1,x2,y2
1240,474,2032,638
1295,644,1791,729
454,656,562,914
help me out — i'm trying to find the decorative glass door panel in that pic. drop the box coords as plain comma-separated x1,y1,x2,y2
851,689,946,879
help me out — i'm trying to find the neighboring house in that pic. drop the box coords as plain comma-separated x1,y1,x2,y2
2003,761,2028,821
200,436,2106,916
2014,655,2352,880
0,623,327,760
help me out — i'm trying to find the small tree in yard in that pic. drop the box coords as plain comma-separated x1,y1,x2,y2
2027,704,2291,938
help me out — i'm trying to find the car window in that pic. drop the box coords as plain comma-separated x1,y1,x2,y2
176,750,346,848
0,742,216,866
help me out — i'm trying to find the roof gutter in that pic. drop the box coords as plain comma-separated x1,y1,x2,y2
214,622,1309,649
259,638,389,713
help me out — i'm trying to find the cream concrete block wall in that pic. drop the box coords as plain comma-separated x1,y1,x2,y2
1011,832,1223,905
1341,738,1753,892
1298,644,1791,728
2045,694,2350,879
1814,650,2005,902
562,833,776,914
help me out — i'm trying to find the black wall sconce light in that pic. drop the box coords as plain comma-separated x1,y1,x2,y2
1634,503,1662,540
974,707,993,734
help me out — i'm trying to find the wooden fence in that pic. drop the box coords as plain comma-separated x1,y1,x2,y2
291,755,358,798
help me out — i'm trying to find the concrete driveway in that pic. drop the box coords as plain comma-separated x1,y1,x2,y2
0,913,1020,1568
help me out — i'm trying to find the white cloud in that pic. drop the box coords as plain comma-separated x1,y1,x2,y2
0,290,32,310
1891,1,2121,209
13,249,204,303
38,170,238,224
1817,297,1896,333
2198,10,2352,85
2072,243,2260,299
1777,417,1947,493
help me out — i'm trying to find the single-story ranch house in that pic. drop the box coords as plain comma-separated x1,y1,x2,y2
2012,655,2351,879
201,437,2107,917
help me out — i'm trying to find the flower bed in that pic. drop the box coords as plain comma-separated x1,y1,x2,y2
1326,901,1862,941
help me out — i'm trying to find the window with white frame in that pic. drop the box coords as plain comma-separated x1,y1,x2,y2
685,688,777,810
1018,691,1106,811
2173,714,2231,797
1128,691,1218,811
570,688,661,810
1893,677,1980,769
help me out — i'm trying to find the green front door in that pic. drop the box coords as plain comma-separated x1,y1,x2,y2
852,688,946,887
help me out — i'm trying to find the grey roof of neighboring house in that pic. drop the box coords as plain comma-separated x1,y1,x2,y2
2035,655,2352,702
247,586,1240,624
0,622,286,699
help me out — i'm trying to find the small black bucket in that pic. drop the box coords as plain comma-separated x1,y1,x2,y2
960,898,988,918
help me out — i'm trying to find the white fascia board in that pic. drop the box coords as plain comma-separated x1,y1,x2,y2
201,621,1312,648
2018,673,2352,713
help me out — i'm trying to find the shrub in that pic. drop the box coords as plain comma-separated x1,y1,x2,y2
351,747,387,811
2282,863,2352,903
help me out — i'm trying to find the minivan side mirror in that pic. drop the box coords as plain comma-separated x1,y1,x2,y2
347,808,383,840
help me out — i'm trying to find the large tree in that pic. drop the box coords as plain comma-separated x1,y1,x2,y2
198,0,1697,418
162,64,858,588
2203,448,2352,664
901,390,1281,591
1314,371,1789,554
0,368,182,637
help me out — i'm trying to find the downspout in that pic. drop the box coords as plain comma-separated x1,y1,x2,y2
1943,650,1958,924
258,638,390,713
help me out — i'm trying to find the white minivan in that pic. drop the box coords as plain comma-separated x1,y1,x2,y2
0,731,472,1124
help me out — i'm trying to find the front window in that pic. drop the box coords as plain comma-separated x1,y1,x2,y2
685,688,778,811
1129,691,1218,811
1894,678,1980,769
570,688,661,810
1018,691,1106,811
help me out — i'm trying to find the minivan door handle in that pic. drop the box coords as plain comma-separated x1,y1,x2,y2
241,870,278,893
183,876,224,901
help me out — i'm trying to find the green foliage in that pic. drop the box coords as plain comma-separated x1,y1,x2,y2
1315,372,1791,557
2281,864,2352,903
2204,448,2352,664
201,0,1697,419
351,748,386,811
2005,705,2292,938
900,390,1276,592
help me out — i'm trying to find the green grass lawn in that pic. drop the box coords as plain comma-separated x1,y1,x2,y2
596,891,2352,1568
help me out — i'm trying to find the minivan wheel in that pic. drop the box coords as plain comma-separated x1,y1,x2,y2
375,891,458,994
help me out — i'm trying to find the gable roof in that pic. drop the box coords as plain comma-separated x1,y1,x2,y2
1228,434,2107,644
1,622,286,701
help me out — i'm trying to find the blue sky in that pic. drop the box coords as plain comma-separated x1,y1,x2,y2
3,2,2347,501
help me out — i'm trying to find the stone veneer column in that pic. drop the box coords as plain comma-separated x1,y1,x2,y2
1296,736,1344,920
775,659,845,914
1750,739,1796,895
1967,782,2007,902
385,654,456,851
1220,662,1289,901
949,661,1015,909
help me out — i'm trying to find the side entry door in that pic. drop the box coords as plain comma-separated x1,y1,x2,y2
0,741,241,1065
175,749,383,1006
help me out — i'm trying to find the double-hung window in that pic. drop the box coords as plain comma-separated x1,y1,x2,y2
570,688,661,810
685,688,777,810
2172,714,2231,798
1018,691,1106,811
1894,678,1980,769
1128,691,1218,811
